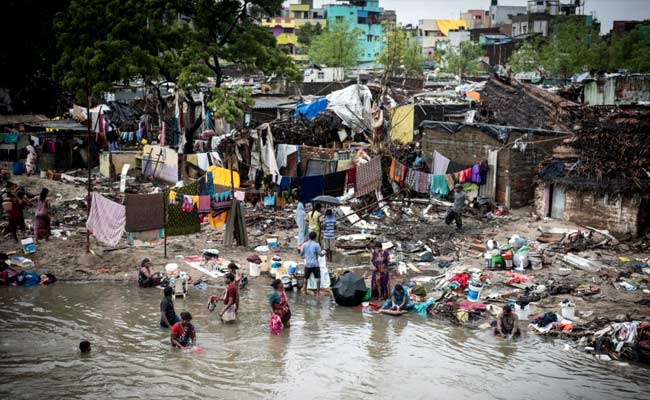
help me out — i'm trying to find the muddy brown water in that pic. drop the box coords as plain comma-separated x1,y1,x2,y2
0,283,648,399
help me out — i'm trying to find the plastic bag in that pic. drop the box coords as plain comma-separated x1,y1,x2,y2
269,314,283,335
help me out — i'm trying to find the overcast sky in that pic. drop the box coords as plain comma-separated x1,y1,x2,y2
289,0,650,34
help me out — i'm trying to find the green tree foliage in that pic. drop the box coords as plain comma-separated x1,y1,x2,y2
443,42,483,80
53,0,301,101
609,26,650,72
377,26,424,77
508,40,544,74
309,22,361,69
208,86,255,125
297,22,323,47
508,18,650,77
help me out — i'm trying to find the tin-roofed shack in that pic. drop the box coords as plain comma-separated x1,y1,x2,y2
419,121,569,208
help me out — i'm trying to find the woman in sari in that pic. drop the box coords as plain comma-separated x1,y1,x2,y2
33,188,51,242
269,279,291,328
371,241,390,300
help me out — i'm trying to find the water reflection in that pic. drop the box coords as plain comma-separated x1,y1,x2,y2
0,283,648,400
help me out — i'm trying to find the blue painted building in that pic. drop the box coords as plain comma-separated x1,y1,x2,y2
324,0,385,64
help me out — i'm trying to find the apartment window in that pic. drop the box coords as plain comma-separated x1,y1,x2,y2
367,34,373,42
375,36,380,42
336,16,343,22
317,72,325,79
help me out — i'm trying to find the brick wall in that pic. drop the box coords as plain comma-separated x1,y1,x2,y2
421,126,557,207
534,184,643,238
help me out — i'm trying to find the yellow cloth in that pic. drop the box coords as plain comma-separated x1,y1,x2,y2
168,190,177,204
192,196,199,207
207,166,240,188
389,105,415,143
208,212,228,229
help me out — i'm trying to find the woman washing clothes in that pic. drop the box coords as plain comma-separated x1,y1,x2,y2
371,241,391,300
382,283,414,312
33,188,51,242
138,258,160,288
269,279,291,328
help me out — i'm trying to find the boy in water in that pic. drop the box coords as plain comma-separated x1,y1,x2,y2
79,340,91,353
170,311,196,349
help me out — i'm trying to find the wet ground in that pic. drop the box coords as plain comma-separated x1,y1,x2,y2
1,283,649,399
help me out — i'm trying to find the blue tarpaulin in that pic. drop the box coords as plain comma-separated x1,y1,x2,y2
295,98,328,120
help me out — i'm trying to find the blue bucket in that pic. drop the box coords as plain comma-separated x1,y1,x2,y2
467,281,483,302
13,161,24,175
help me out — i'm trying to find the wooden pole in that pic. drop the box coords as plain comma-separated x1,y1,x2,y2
164,187,168,259
85,79,92,253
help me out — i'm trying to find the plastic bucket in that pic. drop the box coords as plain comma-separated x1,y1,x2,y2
165,263,178,274
561,303,576,320
13,161,24,175
266,238,278,249
467,282,483,302
249,262,261,277
515,304,530,320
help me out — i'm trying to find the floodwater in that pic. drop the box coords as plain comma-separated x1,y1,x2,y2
0,283,648,400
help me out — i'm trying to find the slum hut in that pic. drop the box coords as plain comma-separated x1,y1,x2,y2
0,114,49,161
245,96,295,126
419,121,569,208
534,109,650,238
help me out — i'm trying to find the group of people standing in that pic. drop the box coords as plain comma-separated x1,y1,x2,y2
2,184,51,243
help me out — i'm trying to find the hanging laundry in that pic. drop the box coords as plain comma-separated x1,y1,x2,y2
258,123,280,176
347,166,357,186
479,160,489,183
197,153,210,171
198,196,211,213
445,174,456,191
430,175,449,197
206,172,214,196
459,168,472,183
405,169,417,191
127,229,164,247
279,176,291,190
276,144,298,170
432,151,450,175
124,193,165,232
355,157,382,197
168,190,177,205
234,191,246,201
87,193,126,247
208,211,228,229
299,175,325,203
323,171,347,197
416,171,431,193
182,195,194,212
207,166,240,188
167,180,200,237
471,164,482,184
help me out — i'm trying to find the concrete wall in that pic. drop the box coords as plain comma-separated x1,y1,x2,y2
422,126,557,207
534,184,644,238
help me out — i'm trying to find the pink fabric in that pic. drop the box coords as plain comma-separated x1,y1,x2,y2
86,193,126,247
160,121,166,146
269,314,283,335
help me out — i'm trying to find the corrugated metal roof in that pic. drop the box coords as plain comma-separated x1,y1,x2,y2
31,119,89,132
0,114,49,125
250,97,295,110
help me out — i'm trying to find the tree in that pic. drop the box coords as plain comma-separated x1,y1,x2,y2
377,26,424,77
181,0,301,88
539,17,608,80
208,86,255,125
508,40,544,74
297,22,323,47
309,22,361,69
609,26,650,72
443,41,483,80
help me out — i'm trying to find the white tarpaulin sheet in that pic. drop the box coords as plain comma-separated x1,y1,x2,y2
326,84,373,133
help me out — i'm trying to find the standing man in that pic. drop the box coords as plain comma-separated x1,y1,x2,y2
160,286,179,328
301,231,322,296
220,273,239,322
321,209,337,262
445,184,467,230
